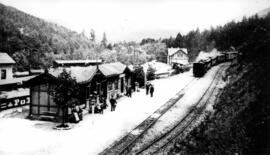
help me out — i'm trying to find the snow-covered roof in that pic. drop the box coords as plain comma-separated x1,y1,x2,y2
171,59,189,65
0,75,37,86
127,65,134,71
0,52,16,64
54,59,102,65
99,62,126,77
49,66,97,83
25,62,128,85
14,71,30,77
30,69,44,74
0,88,29,99
168,48,188,56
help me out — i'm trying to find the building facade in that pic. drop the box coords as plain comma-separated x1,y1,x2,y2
167,48,189,66
0,53,15,80
25,62,132,121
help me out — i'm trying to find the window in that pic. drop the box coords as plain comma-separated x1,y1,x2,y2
1,69,6,80
115,80,119,90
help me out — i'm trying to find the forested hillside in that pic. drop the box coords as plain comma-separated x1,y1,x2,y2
0,3,95,71
170,13,270,154
0,3,168,70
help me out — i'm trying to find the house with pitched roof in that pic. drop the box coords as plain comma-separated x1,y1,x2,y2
167,48,189,66
0,52,16,80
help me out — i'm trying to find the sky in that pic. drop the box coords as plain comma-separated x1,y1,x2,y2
1,0,270,43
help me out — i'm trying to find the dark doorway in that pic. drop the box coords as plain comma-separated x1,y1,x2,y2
121,78,124,93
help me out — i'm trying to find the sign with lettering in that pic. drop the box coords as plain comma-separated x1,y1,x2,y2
0,96,30,111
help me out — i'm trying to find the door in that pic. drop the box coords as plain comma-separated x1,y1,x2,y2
121,78,124,93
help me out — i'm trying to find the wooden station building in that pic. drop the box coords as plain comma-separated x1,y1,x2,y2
25,62,132,121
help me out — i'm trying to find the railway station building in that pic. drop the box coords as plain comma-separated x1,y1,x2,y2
25,62,132,121
167,48,189,66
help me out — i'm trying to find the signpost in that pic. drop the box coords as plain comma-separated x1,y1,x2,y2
90,97,96,125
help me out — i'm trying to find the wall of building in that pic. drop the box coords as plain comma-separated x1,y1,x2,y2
30,84,58,116
168,52,189,65
0,65,13,80
106,74,127,99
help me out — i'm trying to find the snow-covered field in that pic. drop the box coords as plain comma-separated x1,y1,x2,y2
0,69,211,155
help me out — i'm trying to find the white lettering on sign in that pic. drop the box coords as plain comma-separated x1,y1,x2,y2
0,96,30,110
26,97,30,104
8,102,13,107
20,99,25,105
14,99,20,106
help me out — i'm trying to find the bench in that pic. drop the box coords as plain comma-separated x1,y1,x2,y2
40,115,55,121
40,111,57,121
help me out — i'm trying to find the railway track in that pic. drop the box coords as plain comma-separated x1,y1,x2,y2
135,64,228,155
99,77,199,155
100,64,228,155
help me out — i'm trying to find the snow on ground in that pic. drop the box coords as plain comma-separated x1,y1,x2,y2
0,71,194,155
130,64,224,151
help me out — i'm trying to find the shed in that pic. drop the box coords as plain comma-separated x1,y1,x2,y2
25,66,97,120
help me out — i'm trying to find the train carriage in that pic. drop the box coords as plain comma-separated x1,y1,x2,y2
217,54,226,63
193,61,206,77
225,52,238,61
204,58,212,70
211,56,217,66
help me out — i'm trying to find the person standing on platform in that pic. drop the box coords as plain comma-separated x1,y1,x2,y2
110,96,117,111
150,84,154,97
128,86,132,98
125,85,129,96
135,82,139,92
146,82,150,95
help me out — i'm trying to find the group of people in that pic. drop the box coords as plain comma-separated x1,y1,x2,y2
92,81,155,115
91,96,107,114
91,95,117,113
146,82,155,97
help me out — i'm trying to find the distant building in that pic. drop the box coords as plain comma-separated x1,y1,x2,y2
167,48,189,66
0,53,36,112
53,59,103,68
0,52,16,80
